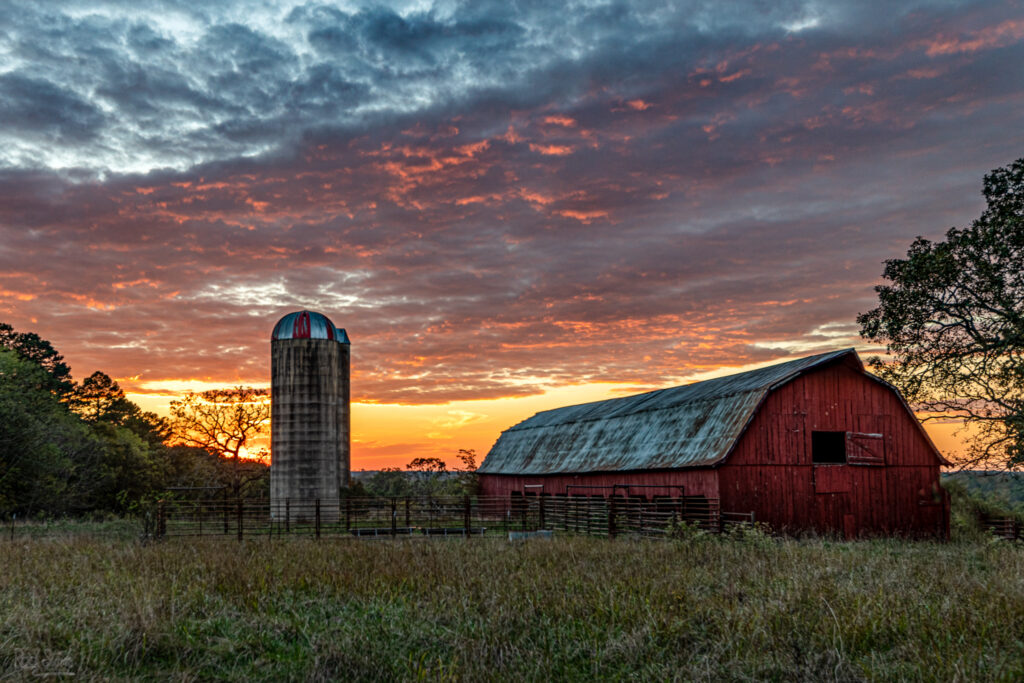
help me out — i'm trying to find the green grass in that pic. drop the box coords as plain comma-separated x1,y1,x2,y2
2,532,1022,681
1,516,143,542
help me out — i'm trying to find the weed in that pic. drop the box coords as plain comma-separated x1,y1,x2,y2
1,531,1022,680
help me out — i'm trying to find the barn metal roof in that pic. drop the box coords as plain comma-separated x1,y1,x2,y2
272,310,350,343
478,348,861,475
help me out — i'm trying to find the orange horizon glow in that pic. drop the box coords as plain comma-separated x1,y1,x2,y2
126,363,969,472
3,1,1012,478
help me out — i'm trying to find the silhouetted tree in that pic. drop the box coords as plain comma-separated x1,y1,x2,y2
859,157,1024,469
0,322,74,396
71,370,169,445
72,371,135,423
169,387,271,495
362,450,479,498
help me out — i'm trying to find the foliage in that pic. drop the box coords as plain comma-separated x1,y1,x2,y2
0,350,80,514
0,322,74,396
169,387,271,496
361,450,479,498
0,321,266,515
943,471,1024,515
2,534,1023,680
360,467,415,498
71,371,135,424
722,520,775,548
666,518,709,542
0,352,174,516
453,448,480,496
858,157,1024,469
406,456,447,472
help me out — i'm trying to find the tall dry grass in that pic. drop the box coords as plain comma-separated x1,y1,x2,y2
1,532,1022,681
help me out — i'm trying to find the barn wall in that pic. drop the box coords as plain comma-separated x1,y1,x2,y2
719,363,947,537
478,469,720,500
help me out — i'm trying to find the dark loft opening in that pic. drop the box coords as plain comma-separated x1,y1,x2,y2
812,431,847,464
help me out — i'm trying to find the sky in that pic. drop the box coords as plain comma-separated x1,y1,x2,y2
1,0,1023,467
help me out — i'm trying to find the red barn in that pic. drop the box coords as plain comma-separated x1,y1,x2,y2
478,349,950,538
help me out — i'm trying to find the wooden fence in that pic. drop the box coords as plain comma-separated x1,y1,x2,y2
152,495,750,541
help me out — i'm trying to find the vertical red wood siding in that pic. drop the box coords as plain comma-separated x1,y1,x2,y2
478,469,720,500
718,363,946,537
479,360,947,538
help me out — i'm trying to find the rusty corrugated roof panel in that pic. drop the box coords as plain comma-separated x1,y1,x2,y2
478,348,860,475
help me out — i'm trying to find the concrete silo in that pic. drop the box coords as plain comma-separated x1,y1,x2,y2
270,310,350,521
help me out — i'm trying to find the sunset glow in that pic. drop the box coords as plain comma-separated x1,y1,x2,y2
3,1,1023,467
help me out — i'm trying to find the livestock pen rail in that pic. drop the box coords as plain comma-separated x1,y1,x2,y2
152,495,751,541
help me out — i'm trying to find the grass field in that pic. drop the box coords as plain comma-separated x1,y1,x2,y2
2,529,1022,681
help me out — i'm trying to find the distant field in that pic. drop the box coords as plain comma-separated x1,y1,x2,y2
2,531,1022,681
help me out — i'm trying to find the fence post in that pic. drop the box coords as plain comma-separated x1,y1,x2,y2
315,499,321,540
391,498,397,536
464,496,471,537
286,499,290,534
538,495,546,530
156,500,165,539
223,488,229,534
405,498,411,528
345,498,351,532
236,497,243,542
608,496,617,539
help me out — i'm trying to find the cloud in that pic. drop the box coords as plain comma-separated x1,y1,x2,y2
0,72,106,143
0,0,1022,410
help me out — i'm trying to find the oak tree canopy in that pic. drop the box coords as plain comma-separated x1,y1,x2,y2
858,157,1024,469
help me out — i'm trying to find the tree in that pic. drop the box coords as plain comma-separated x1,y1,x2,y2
453,448,479,496
71,371,170,446
406,457,448,473
858,157,1024,469
71,371,135,424
362,450,479,498
169,387,271,495
0,322,74,396
0,350,110,515
0,323,183,514
362,467,416,498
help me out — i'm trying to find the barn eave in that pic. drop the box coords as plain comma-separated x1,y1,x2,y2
478,348,861,476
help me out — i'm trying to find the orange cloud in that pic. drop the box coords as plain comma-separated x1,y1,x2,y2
543,115,577,127
719,69,750,83
555,208,608,223
923,19,1024,56
529,143,574,156
0,289,36,301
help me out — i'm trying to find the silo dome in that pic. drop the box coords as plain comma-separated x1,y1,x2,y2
272,310,349,343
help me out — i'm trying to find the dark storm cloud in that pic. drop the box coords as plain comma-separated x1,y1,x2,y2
0,72,106,142
0,0,1023,404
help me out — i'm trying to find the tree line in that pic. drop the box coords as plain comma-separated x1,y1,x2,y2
354,451,480,498
0,323,270,517
0,321,478,517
